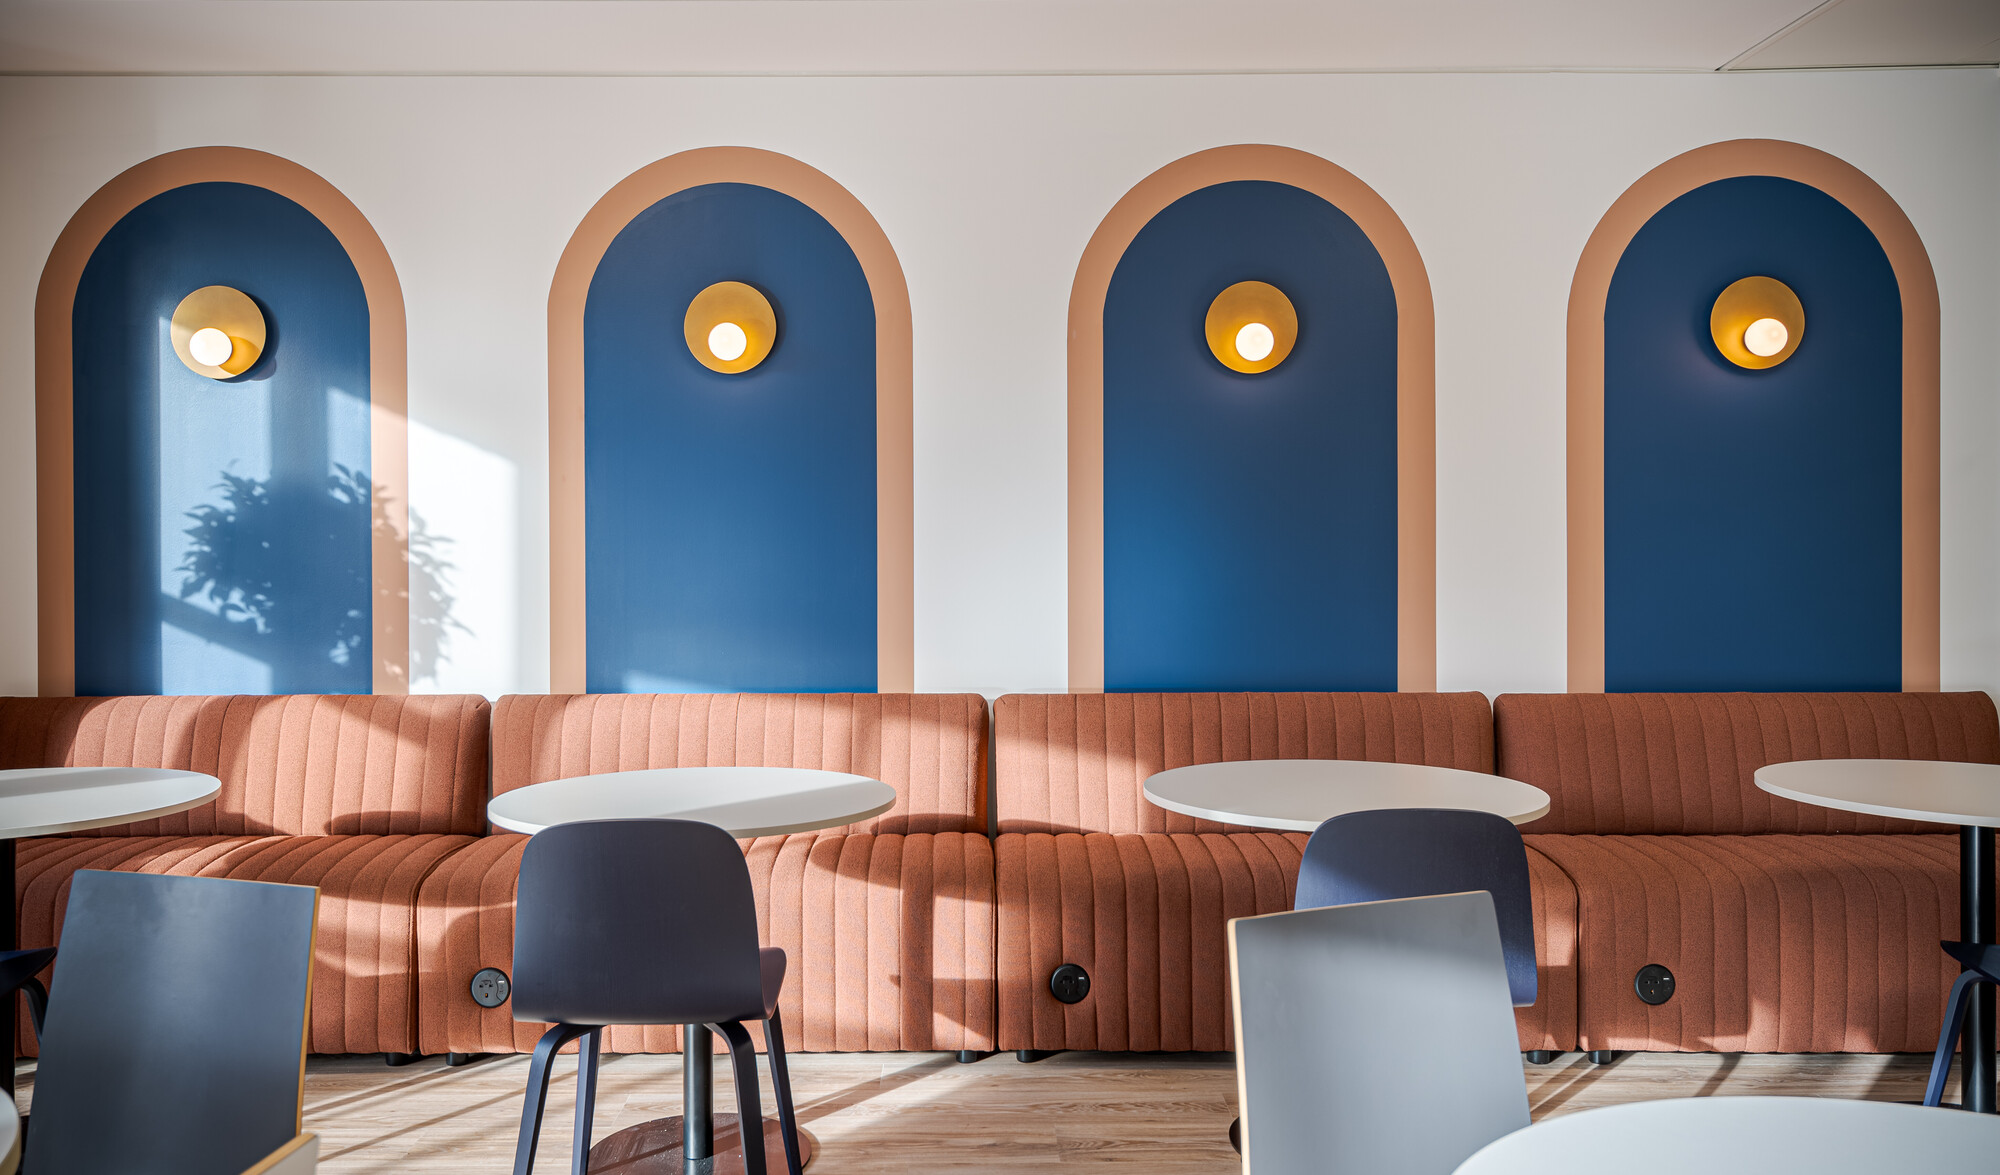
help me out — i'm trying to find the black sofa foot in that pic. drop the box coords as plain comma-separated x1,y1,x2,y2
1524,1050,1557,1065
445,1052,482,1067
1015,1049,1056,1063
384,1052,420,1067
1587,1050,1617,1065
955,1050,991,1064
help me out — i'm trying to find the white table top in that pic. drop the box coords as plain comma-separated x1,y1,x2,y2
486,766,898,838
1453,1097,2000,1174
0,767,221,840
1142,759,1551,832
0,1092,16,1175
1755,758,2000,828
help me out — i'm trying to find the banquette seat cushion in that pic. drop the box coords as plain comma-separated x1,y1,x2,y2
993,692,1580,1053
0,693,491,1055
1500,691,1998,1053
416,692,995,1055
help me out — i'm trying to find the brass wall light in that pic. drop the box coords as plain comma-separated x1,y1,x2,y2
170,286,266,378
1205,281,1297,375
684,281,777,375
1710,276,1804,370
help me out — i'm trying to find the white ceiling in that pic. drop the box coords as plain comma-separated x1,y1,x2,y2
0,0,1993,76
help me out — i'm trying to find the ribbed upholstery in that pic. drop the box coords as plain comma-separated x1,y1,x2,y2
418,693,996,1054
491,693,987,833
1496,692,2000,835
1530,834,1960,1052
0,694,491,835
997,692,1494,833
1500,692,1998,1054
992,692,1575,1051
994,831,1578,1052
16,832,474,1054
1,693,492,1056
418,831,998,1055
998,831,1300,1051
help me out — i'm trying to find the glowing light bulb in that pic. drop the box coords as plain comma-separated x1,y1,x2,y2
1743,317,1788,358
708,322,749,363
189,327,234,368
1235,322,1275,363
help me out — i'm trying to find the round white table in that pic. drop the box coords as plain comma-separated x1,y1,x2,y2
0,766,220,1099
489,766,897,1175
0,1091,15,1175
1453,1096,2000,1174
1756,758,2000,1114
1142,759,1552,831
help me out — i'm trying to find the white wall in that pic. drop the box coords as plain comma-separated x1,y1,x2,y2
0,69,1993,701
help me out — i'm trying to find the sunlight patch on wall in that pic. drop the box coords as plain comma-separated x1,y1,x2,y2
407,416,516,694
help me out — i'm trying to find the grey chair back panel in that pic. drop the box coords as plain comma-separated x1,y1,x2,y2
27,869,317,1175
511,818,765,1026
1230,891,1530,1175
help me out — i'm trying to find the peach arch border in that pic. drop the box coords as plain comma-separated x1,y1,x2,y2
1067,144,1438,693
546,147,916,694
34,146,411,696
1566,138,1941,693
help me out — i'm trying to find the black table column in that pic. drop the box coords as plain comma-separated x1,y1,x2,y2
1964,826,1996,1113
1,838,12,1101
683,1022,714,1168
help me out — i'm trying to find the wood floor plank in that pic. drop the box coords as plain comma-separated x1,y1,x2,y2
10,1049,1962,1172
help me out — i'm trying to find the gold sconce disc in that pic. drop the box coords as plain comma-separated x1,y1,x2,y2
1204,281,1298,374
170,285,266,379
684,281,778,375
1710,276,1804,370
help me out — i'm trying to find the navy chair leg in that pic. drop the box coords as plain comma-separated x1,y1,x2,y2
572,1027,601,1175
22,978,45,1042
513,1022,592,1175
762,1009,804,1175
1927,970,1985,1107
715,1021,767,1175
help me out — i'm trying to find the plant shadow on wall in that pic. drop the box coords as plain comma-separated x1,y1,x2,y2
174,464,466,684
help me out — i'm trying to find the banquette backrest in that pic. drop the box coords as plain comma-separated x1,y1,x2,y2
490,693,989,835
993,692,1495,835
0,694,491,836
1495,692,2000,836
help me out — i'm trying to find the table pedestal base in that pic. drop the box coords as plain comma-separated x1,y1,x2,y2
586,1115,814,1173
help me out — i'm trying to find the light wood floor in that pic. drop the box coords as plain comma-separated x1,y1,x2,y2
13,1049,1965,1172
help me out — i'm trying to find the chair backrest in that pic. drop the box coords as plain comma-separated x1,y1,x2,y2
511,819,765,1026
26,870,317,1175
1229,892,1529,1175
995,692,1495,834
1296,808,1538,1006
491,693,988,834
1494,691,2000,835
0,694,491,835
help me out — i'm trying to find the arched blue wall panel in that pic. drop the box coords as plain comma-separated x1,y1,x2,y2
1103,180,1398,692
72,181,372,696
584,182,876,693
1605,175,1901,691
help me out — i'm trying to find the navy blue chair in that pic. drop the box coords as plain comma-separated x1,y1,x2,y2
1924,940,2000,1108
24,870,318,1175
509,818,802,1175
0,948,55,1043
1295,807,1539,1007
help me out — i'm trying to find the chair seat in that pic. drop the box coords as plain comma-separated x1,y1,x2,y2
17,832,475,1054
761,946,786,1017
